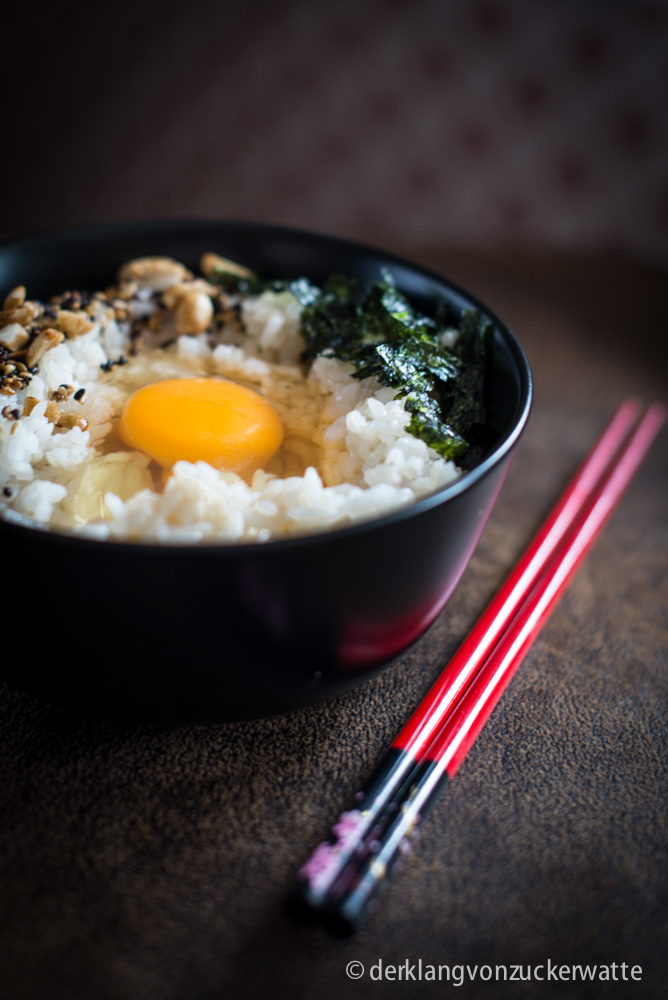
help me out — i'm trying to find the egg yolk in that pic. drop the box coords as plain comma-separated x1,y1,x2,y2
118,378,284,474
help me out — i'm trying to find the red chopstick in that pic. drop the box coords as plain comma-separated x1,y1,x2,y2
329,402,665,930
293,400,665,933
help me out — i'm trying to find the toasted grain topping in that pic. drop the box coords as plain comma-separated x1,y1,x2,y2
200,252,255,280
56,309,95,339
52,384,74,402
2,405,19,420
117,257,192,292
217,306,241,326
116,281,138,301
26,328,64,368
0,385,16,396
23,396,39,416
3,286,26,310
35,314,57,331
110,299,131,322
0,323,30,353
147,312,165,332
56,413,89,431
174,291,214,335
96,304,116,325
45,401,61,423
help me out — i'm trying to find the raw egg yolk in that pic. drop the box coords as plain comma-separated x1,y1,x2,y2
118,378,284,474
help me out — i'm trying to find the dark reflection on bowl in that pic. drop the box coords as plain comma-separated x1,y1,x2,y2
0,221,532,723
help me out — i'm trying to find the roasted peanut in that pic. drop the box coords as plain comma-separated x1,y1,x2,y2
162,279,217,310
26,328,65,368
3,286,26,310
117,257,192,292
0,301,37,328
200,252,255,280
56,309,96,339
174,291,214,335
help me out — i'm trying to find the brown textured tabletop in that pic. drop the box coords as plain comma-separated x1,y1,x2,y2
1,251,667,1000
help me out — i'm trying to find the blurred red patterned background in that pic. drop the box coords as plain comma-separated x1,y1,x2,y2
4,0,668,264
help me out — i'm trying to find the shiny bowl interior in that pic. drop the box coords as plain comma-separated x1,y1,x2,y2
0,220,532,723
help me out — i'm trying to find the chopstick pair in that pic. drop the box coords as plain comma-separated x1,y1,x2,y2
292,398,666,934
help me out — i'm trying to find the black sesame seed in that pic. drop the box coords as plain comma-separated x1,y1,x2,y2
3,487,12,497
100,355,128,373
74,388,85,401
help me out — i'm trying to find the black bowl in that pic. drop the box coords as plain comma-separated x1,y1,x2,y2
0,220,532,723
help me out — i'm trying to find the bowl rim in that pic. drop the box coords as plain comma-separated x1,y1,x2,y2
0,218,533,554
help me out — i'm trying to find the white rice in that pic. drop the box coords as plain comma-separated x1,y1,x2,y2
0,276,463,543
